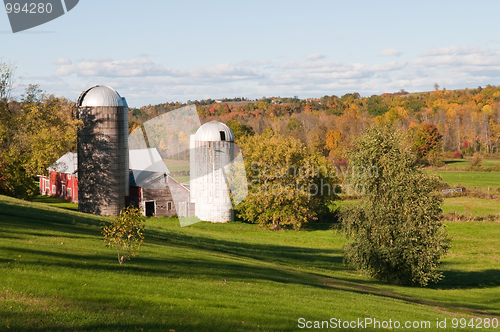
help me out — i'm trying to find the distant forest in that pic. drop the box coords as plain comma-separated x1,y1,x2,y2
129,85,500,161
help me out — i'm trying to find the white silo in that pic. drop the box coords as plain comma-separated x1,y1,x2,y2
77,85,129,217
190,121,234,222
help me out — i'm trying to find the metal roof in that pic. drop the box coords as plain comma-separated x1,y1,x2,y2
194,121,234,142
129,148,169,173
129,148,170,187
77,85,126,107
48,152,77,175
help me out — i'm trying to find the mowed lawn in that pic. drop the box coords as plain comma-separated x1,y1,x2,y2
443,159,500,169
442,197,500,216
1,195,500,331
430,170,500,189
339,197,500,217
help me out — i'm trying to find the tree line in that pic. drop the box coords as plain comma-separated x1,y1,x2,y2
130,85,500,166
0,62,79,199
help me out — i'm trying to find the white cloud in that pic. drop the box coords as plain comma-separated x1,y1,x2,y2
418,45,489,57
307,53,327,60
43,45,500,106
55,58,72,65
378,48,403,57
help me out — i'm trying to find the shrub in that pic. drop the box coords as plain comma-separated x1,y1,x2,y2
471,153,482,167
341,126,450,286
453,151,463,159
238,132,339,230
102,206,145,265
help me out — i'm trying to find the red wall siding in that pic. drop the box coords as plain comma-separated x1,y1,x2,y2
45,171,78,203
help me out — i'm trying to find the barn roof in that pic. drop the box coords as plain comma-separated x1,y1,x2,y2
48,152,78,175
129,148,170,187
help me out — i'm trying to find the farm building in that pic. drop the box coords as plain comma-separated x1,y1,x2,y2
190,121,235,223
127,148,191,217
41,148,191,218
39,152,78,203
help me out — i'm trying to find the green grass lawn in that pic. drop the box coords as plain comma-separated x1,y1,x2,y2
442,159,500,169
339,197,500,217
30,195,78,211
1,195,499,331
430,171,500,189
164,159,190,183
442,197,500,216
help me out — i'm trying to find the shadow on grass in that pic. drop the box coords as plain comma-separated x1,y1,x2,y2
0,199,105,238
144,226,345,272
444,160,465,166
30,195,79,211
430,269,500,289
0,197,344,287
0,244,333,292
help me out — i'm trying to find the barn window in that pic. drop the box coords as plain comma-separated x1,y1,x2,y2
67,188,72,197
68,175,71,180
45,179,49,188
52,185,56,194
220,131,226,141
167,202,172,211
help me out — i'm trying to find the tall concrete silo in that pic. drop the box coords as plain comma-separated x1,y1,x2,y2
77,85,129,216
190,121,234,222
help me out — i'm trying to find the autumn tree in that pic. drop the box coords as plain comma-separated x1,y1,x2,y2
0,85,80,199
324,130,345,161
238,131,338,230
341,126,450,286
412,123,443,160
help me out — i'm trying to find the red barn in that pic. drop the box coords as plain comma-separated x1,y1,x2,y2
39,152,78,203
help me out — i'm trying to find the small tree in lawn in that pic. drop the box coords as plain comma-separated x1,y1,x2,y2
341,125,450,286
102,206,145,265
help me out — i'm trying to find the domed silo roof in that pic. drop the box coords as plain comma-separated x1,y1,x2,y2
194,121,234,142
77,85,126,107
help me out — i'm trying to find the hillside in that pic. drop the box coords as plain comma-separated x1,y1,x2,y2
1,195,500,331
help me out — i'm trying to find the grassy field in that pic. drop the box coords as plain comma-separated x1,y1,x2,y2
442,159,500,169
163,159,190,183
31,195,78,211
430,171,500,189
442,197,500,216
1,195,500,331
340,197,500,217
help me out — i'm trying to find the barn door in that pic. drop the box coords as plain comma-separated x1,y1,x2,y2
145,201,155,217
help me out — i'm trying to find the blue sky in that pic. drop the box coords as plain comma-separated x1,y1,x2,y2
2,0,500,107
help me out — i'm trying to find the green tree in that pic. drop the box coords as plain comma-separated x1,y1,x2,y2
226,119,255,142
341,126,450,286
0,92,79,199
102,206,146,265
238,132,338,230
